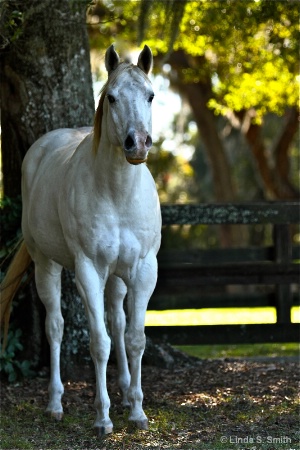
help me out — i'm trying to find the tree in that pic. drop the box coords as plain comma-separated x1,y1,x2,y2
0,0,94,197
0,0,95,372
146,1,299,199
89,0,299,202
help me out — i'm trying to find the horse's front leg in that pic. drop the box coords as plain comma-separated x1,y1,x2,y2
75,259,112,436
106,275,130,407
125,251,158,430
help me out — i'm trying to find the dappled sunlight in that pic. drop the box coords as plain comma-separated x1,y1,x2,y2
2,353,299,448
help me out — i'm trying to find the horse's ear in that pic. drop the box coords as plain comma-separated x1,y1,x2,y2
137,45,153,75
105,44,120,75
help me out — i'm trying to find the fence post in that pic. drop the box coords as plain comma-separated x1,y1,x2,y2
274,224,292,324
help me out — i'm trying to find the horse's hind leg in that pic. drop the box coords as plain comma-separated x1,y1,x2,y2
34,255,64,420
106,275,130,407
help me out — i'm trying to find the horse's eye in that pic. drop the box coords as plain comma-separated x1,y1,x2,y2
107,94,115,104
148,94,154,103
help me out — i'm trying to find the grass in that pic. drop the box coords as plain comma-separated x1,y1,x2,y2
1,375,299,450
176,342,300,359
0,402,95,450
1,307,299,449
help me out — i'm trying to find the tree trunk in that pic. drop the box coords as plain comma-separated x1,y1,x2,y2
244,109,299,199
168,51,236,204
1,0,94,371
180,82,241,246
0,0,94,197
181,82,235,203
167,51,239,246
273,108,299,199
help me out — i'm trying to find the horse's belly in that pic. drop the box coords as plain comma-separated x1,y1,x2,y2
25,222,75,270
23,192,75,269
38,236,75,269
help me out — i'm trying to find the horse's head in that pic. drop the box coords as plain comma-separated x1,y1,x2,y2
94,45,154,165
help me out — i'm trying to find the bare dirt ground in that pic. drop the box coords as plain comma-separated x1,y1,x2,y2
1,356,299,449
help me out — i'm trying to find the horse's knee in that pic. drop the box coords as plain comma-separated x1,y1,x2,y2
106,276,127,333
109,307,126,336
90,332,111,362
125,329,146,357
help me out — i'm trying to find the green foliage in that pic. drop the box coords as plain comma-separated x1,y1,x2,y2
0,197,33,382
141,0,299,120
0,196,22,235
88,1,299,208
0,328,34,382
148,147,195,204
0,1,24,49
90,1,299,120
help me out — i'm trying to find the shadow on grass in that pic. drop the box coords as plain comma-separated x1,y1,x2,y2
1,358,299,449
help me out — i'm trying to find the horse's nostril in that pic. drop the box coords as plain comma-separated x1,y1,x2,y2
145,135,152,148
124,134,135,151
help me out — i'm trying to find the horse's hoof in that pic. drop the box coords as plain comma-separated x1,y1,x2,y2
94,425,113,437
134,419,149,430
45,410,64,421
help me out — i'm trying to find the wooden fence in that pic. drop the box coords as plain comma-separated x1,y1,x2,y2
146,202,300,345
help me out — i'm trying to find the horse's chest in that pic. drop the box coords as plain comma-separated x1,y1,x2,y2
115,229,142,276
94,224,149,280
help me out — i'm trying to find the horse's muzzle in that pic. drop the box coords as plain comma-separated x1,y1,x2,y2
124,130,152,164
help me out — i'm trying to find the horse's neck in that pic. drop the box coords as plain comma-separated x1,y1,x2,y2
94,138,142,201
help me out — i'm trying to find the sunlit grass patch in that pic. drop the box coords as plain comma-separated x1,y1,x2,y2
145,306,300,326
146,307,300,360
292,305,300,322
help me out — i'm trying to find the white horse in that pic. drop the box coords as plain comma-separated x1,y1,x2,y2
1,45,161,436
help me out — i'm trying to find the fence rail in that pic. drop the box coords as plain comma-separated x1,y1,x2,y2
146,201,300,345
160,202,300,225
